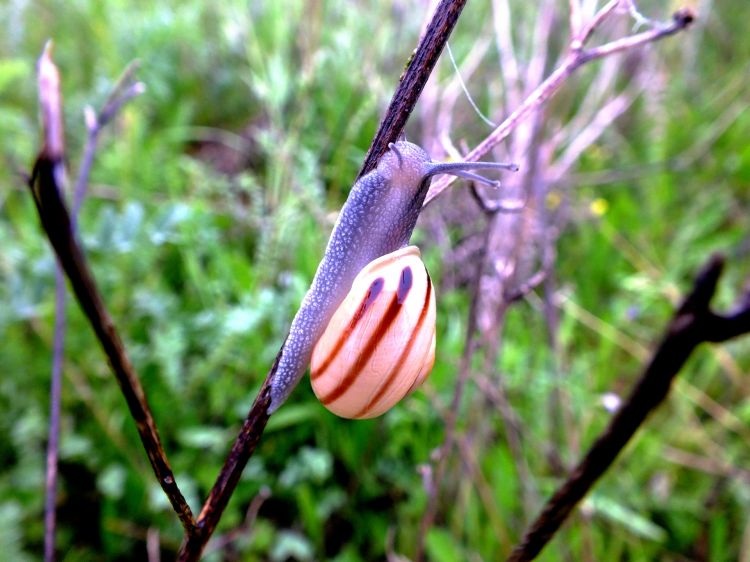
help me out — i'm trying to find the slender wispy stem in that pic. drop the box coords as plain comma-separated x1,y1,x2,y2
424,7,695,206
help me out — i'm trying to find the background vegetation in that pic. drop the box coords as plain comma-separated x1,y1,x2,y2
1,0,749,560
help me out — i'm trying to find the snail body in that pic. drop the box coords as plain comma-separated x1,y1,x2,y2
268,141,517,417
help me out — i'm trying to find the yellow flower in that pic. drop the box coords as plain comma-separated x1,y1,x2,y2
590,198,608,216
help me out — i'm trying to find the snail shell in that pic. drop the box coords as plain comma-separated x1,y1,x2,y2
310,245,436,419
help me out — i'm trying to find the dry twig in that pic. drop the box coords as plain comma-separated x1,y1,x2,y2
43,53,144,562
31,45,195,538
507,254,750,561
424,7,695,206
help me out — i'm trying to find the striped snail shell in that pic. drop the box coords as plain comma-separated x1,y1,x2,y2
310,245,436,419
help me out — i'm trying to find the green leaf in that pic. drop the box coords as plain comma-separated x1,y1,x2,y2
585,493,667,542
425,528,464,562
0,502,33,562
270,530,314,562
0,59,29,94
176,426,229,452
279,447,332,488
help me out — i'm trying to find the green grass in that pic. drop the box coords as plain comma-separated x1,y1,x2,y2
2,1,750,560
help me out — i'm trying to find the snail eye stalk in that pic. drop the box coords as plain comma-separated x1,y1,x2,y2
425,160,519,187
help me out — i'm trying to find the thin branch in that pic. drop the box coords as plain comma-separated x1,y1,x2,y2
662,446,750,484
178,2,470,559
491,0,522,116
415,217,489,560
457,436,512,544
550,89,637,181
75,60,144,214
44,264,65,562
30,45,195,535
524,0,556,101
40,47,67,562
579,9,694,63
44,58,144,562
356,0,469,179
505,270,547,303
416,337,479,561
177,378,273,560
38,42,64,161
476,372,537,517
424,7,694,206
506,254,750,562
623,0,659,30
572,0,619,51
147,528,161,562
469,182,525,214
568,0,582,39
205,486,272,554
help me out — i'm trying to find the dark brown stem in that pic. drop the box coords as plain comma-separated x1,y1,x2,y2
29,154,196,533
40,48,70,557
176,2,470,559
356,0,468,179
177,377,273,560
362,12,474,550
506,254,750,562
43,60,143,562
31,47,195,535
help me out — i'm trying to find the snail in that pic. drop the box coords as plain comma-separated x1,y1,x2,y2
269,141,517,418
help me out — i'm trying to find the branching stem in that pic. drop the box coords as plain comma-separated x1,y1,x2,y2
506,255,750,561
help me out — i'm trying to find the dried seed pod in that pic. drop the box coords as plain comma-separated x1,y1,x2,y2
311,246,436,419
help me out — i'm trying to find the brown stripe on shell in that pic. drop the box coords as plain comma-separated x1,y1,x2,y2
354,270,433,418
397,265,413,304
311,276,384,380
318,289,403,405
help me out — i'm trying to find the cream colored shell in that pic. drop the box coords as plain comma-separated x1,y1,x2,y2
310,245,436,419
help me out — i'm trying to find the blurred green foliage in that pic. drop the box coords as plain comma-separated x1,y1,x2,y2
1,0,750,560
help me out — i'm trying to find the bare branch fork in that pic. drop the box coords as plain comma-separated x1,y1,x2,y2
506,254,750,562
27,1,694,561
424,4,695,205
